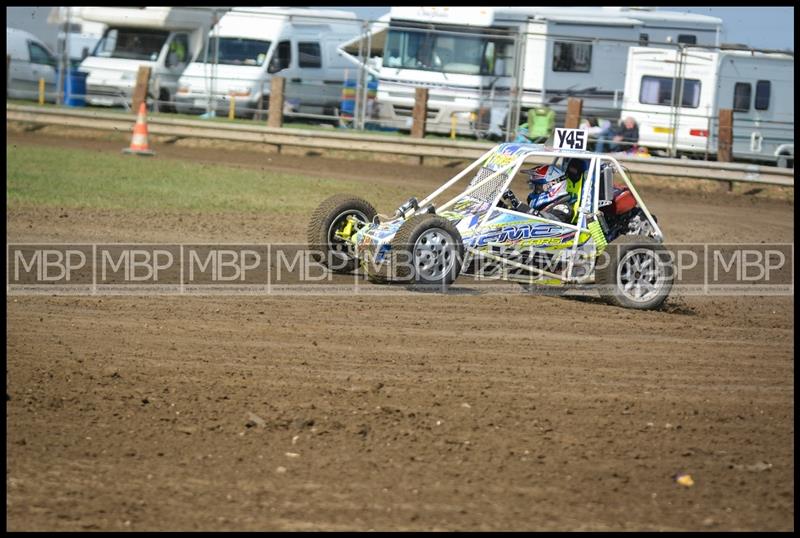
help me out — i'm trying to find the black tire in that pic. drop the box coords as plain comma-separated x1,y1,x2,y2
158,88,175,113
776,154,793,169
389,214,464,289
596,234,673,310
307,194,377,274
248,98,265,121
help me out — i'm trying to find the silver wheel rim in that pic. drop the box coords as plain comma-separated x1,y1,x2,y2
413,228,456,281
327,209,368,261
617,248,664,303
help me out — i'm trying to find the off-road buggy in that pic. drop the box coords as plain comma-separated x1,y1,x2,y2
308,142,673,309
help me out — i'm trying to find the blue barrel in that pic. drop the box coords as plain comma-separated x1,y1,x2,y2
61,69,88,107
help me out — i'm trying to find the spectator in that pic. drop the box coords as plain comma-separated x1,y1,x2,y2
580,116,614,152
610,116,639,153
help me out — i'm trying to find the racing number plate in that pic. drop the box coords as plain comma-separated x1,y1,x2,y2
554,128,588,150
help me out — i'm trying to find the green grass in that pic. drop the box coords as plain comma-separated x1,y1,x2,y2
7,144,407,214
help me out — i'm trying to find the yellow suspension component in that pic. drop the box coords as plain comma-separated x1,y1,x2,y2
334,216,356,240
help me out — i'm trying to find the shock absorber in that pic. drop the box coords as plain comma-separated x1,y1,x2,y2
587,213,608,253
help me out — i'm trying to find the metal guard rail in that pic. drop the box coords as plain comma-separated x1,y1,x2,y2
6,103,794,188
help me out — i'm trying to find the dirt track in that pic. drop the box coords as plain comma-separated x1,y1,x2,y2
6,129,795,530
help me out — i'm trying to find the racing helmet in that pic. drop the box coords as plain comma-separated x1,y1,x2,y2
524,164,565,193
527,171,569,210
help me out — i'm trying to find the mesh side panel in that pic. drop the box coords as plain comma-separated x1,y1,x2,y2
467,167,508,204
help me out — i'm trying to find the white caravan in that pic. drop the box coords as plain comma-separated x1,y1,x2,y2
620,46,794,166
174,7,360,119
6,27,58,102
340,6,721,136
77,7,219,108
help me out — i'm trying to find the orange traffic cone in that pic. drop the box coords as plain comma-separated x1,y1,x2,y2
123,102,155,156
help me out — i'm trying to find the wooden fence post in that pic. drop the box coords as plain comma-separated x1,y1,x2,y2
131,66,151,113
411,87,428,138
268,76,285,128
564,97,583,129
718,108,733,163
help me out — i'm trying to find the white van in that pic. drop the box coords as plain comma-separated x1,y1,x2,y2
76,7,217,109
174,7,360,118
620,46,794,166
6,27,58,102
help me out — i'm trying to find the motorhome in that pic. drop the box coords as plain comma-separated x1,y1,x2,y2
174,7,361,119
340,6,722,136
77,7,219,109
6,27,58,102
620,46,794,166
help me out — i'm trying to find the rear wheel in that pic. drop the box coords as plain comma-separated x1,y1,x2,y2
596,234,673,310
390,214,464,289
307,194,376,274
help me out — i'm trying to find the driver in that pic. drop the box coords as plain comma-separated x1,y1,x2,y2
525,164,572,223
525,158,587,224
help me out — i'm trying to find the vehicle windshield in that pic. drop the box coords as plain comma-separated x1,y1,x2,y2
383,27,513,76
197,37,272,66
93,27,169,61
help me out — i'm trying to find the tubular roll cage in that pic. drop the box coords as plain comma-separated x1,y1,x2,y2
410,144,664,283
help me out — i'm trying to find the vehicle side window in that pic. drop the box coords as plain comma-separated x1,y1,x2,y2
298,42,321,68
268,40,291,73
754,80,771,111
166,33,189,67
96,28,118,57
677,34,697,45
482,40,513,76
733,82,751,112
28,41,55,66
552,41,591,73
639,76,701,108
639,33,649,46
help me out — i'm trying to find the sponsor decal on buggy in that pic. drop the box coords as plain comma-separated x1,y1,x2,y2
474,223,571,247
364,221,402,241
451,197,491,214
483,144,529,172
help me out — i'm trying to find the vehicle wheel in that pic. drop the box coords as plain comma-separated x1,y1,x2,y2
390,214,464,288
249,98,265,121
307,194,376,273
596,234,673,310
158,88,175,113
776,154,793,169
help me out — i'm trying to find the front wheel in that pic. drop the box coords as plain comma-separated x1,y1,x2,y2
157,88,175,113
307,194,377,273
390,214,464,289
596,235,673,310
